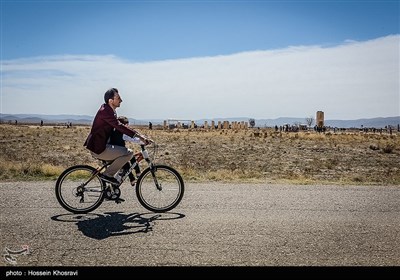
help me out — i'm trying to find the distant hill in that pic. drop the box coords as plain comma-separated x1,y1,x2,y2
1,114,399,129
324,117,400,129
0,113,93,125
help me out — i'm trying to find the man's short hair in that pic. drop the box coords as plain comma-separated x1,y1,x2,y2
104,88,118,104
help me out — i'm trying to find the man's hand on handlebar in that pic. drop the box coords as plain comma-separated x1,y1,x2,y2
143,138,154,145
139,136,154,146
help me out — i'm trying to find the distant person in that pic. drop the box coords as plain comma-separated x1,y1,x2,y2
109,116,142,186
84,88,152,187
149,122,153,130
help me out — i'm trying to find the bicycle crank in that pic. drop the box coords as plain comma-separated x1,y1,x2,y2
105,186,121,200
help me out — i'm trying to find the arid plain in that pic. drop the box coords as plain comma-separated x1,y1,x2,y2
0,123,399,185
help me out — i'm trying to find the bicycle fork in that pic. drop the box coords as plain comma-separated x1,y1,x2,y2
149,163,162,191
140,145,162,191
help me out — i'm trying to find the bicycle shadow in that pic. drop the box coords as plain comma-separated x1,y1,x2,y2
51,212,185,240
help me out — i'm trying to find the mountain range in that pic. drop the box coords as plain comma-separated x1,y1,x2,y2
0,113,399,129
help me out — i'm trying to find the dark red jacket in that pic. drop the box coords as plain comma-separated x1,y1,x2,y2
84,103,137,154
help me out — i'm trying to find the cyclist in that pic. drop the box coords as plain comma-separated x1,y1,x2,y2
84,88,152,186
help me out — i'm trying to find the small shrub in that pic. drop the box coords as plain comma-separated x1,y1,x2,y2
369,144,379,151
382,144,394,154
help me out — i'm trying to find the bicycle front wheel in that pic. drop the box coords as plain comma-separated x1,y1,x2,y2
136,164,184,213
55,165,105,214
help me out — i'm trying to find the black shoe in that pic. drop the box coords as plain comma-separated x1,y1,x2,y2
99,173,120,185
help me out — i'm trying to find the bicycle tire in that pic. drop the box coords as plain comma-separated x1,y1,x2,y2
136,164,184,213
55,165,105,214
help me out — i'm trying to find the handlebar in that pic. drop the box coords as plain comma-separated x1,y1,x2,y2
140,139,154,149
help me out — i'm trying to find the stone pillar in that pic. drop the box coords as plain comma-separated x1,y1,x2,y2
223,121,229,129
316,111,324,128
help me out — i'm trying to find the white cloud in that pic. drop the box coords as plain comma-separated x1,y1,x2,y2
1,35,399,120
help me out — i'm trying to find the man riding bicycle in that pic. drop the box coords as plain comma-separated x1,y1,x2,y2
84,88,152,186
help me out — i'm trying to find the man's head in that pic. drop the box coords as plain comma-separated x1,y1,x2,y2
104,88,122,109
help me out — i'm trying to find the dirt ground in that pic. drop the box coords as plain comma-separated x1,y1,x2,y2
0,124,399,184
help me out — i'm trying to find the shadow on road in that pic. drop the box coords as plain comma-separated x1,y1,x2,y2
51,212,185,240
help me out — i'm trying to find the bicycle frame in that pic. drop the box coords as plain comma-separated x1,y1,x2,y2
86,144,153,193
117,145,149,181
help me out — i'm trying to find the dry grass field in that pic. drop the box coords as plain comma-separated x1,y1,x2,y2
0,123,399,185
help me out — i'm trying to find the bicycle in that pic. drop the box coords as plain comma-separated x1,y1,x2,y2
55,142,184,214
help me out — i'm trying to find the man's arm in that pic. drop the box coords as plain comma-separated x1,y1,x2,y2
100,106,138,138
122,134,143,144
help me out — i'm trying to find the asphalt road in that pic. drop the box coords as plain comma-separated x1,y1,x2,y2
0,181,399,268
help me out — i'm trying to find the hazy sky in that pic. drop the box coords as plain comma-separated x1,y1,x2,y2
1,0,399,120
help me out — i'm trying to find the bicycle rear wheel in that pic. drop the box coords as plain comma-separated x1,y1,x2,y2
55,165,105,214
136,164,184,213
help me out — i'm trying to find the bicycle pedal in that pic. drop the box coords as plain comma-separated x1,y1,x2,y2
114,198,125,204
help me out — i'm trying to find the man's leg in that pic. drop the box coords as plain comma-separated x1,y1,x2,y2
129,157,141,173
92,144,134,177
